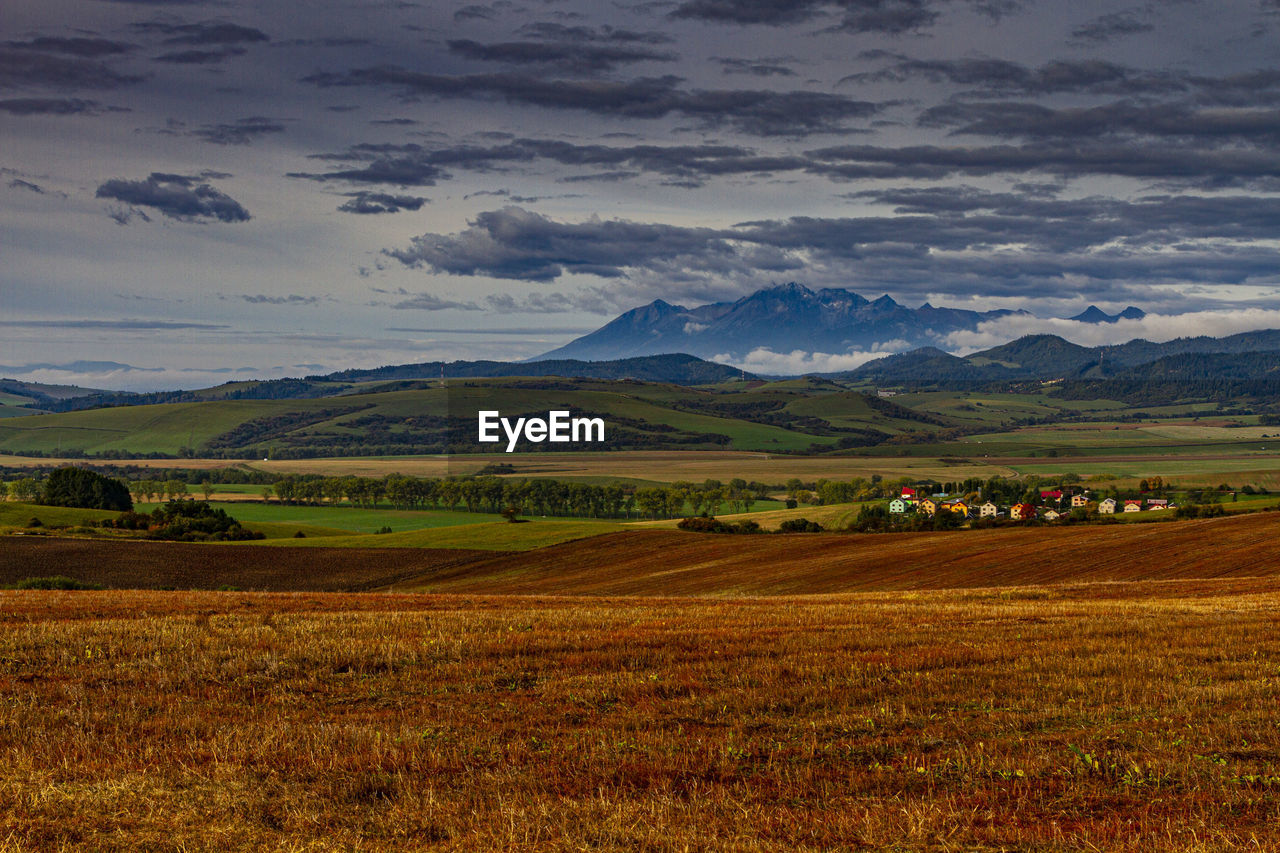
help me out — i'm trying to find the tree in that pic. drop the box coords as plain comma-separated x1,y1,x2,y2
9,477,42,503
42,467,133,511
199,480,217,501
164,479,188,501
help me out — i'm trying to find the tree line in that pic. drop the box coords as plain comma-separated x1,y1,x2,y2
265,474,775,520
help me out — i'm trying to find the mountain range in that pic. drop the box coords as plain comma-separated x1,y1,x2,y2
844,330,1280,384
538,282,1145,361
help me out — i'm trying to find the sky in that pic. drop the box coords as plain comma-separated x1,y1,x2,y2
3,0,1280,390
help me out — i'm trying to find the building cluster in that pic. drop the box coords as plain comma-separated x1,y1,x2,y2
887,487,1176,521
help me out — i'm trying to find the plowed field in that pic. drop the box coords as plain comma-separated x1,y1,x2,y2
396,510,1280,595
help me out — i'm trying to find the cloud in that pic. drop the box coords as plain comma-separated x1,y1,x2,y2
446,39,677,74
845,56,1182,97
152,46,247,64
483,291,611,314
238,294,319,305
516,23,674,45
669,0,1014,32
8,178,47,193
0,319,227,330
296,137,807,188
803,141,1280,185
386,206,732,282
1070,9,1154,43
301,67,883,136
95,172,250,223
919,100,1280,144
185,116,289,144
0,47,143,90
714,57,796,76
377,289,481,310
382,198,1280,308
3,37,137,57
0,97,118,115
714,347,903,375
131,21,270,46
337,191,427,213
941,309,1280,351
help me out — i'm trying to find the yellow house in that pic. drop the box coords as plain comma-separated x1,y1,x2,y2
919,498,938,516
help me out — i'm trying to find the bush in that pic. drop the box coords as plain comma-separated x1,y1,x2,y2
778,518,824,533
11,576,103,590
677,517,761,534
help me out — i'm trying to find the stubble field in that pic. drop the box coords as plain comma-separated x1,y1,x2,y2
3,583,1280,851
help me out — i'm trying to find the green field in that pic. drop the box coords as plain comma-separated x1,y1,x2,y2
245,518,623,550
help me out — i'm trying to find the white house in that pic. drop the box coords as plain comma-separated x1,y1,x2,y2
1098,497,1117,514
979,501,999,518
1123,500,1142,513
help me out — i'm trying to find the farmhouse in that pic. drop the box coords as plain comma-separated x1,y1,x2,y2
945,500,970,517
1098,498,1117,514
1010,503,1037,521
1071,494,1089,508
919,498,938,516
979,501,999,518
889,498,909,514
1042,509,1061,521
1124,500,1142,513
1040,490,1063,502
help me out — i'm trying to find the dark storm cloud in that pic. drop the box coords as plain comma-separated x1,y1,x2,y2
3,37,137,58
95,172,250,223
301,67,883,135
130,21,270,47
337,191,427,213
383,199,1280,298
0,97,118,115
715,57,796,76
0,48,143,90
446,39,677,74
1070,9,1154,43
186,116,289,144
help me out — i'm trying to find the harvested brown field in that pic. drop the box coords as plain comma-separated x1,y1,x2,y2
5,509,1280,595
4,584,1280,851
401,510,1280,595
0,537,498,592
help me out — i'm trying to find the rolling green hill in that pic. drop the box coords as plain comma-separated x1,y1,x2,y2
0,377,958,458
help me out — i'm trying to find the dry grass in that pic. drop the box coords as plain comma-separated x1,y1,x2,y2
2,585,1280,851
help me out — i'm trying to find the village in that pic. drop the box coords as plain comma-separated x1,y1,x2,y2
888,486,1175,522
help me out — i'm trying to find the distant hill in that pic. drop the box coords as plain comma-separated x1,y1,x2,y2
318,353,753,385
39,354,753,414
538,282,1029,361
